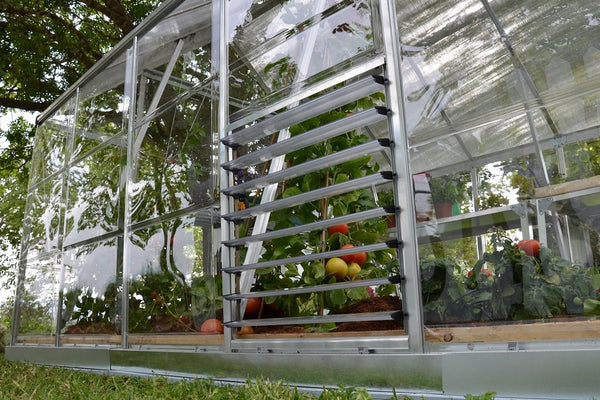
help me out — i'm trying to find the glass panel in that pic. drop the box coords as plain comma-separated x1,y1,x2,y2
129,91,217,224
136,44,213,118
15,256,60,340
399,0,600,178
60,239,119,336
73,83,126,161
21,178,63,261
399,0,600,344
229,0,380,117
126,211,220,334
64,142,123,246
29,99,74,185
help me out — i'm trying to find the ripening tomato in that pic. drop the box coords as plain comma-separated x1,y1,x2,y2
328,223,349,236
325,257,348,280
340,244,368,265
517,239,540,257
238,326,255,335
200,318,224,334
244,297,261,315
347,262,361,279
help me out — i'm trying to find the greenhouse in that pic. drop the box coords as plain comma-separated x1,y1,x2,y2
7,0,600,397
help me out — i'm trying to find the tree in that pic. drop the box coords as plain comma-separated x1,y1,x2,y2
0,0,161,306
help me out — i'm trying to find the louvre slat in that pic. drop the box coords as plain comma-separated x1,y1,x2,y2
223,139,390,196
224,275,403,300
222,172,393,222
222,240,400,273
224,310,403,328
222,207,394,248
221,107,388,172
222,75,385,148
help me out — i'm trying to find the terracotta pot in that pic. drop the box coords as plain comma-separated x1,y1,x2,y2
434,202,454,218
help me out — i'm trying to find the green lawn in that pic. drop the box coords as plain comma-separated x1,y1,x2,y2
0,353,496,400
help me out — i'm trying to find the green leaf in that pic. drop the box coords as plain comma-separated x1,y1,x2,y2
347,287,367,300
326,290,347,307
282,187,302,198
334,173,349,184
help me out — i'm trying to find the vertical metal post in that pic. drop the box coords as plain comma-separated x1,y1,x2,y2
378,0,424,352
217,0,233,351
121,36,139,349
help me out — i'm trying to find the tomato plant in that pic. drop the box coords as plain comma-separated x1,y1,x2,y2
421,230,600,324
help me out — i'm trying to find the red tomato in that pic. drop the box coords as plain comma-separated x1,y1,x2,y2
200,318,224,334
517,239,540,257
340,244,356,263
328,223,349,235
238,326,255,335
340,244,368,265
244,297,261,315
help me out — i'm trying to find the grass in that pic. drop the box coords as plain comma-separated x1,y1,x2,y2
0,353,496,400
0,353,390,400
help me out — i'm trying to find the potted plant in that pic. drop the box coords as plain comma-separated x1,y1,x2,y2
429,173,469,218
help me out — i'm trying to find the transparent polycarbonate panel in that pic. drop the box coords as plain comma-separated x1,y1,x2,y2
398,0,515,142
73,83,126,161
64,142,123,246
494,1,600,135
399,0,600,177
15,256,60,338
60,238,119,335
136,45,213,118
126,211,220,334
420,191,600,343
229,0,380,117
29,100,74,185
21,178,62,261
129,93,217,224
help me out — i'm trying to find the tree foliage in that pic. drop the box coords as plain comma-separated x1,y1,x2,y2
0,0,160,112
0,0,160,292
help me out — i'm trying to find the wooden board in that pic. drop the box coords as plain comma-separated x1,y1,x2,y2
535,175,600,198
16,319,600,345
425,318,600,343
127,333,224,346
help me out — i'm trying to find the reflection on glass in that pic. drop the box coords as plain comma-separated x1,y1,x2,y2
130,93,216,224
229,0,377,111
73,86,126,161
64,144,123,246
16,257,60,337
29,101,74,185
60,239,119,335
21,178,63,260
126,211,220,333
